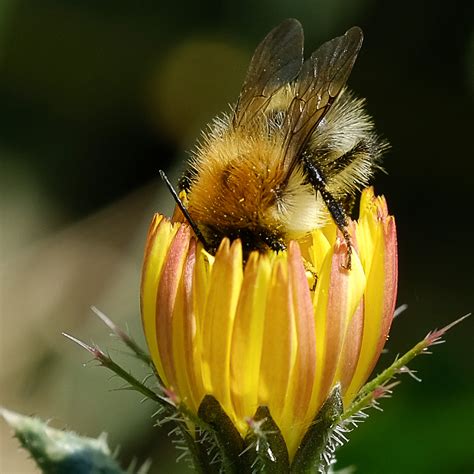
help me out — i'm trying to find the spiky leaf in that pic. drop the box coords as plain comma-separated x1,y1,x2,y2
1,408,148,474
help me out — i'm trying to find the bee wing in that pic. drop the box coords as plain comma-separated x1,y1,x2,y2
281,26,363,172
233,18,304,127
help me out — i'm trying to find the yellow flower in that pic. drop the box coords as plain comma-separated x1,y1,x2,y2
140,187,397,460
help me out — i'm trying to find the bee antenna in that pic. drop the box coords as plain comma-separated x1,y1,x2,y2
159,170,209,248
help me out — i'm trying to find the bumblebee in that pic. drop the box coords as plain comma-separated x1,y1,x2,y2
162,18,388,268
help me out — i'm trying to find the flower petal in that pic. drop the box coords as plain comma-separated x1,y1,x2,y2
230,252,272,430
337,298,364,393
141,215,179,384
311,235,366,410
258,255,295,424
169,240,204,410
200,239,243,415
308,227,332,274
280,242,317,457
344,192,398,404
155,225,192,389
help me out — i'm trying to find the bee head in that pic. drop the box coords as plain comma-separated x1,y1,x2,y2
201,223,286,259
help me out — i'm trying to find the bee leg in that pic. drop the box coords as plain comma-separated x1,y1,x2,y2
302,156,352,270
324,140,371,176
303,258,318,291
323,140,372,214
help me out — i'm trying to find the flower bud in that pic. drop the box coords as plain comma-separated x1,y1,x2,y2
140,187,398,459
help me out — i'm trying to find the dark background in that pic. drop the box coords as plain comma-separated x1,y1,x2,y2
1,1,472,473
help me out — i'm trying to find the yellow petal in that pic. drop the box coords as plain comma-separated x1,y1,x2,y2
280,242,317,457
140,215,179,385
344,197,398,404
155,225,191,389
189,245,213,409
258,255,295,425
311,235,366,411
200,239,243,416
337,299,364,393
308,227,332,273
170,240,203,410
230,252,272,430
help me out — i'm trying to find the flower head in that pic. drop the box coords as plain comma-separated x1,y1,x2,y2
140,187,397,459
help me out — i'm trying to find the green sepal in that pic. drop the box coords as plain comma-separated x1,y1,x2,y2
1,408,148,474
291,384,343,474
194,427,221,474
242,406,290,473
197,395,244,473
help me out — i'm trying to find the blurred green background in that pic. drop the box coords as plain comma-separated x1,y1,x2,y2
0,0,472,473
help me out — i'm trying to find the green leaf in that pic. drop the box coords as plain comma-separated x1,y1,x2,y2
291,385,343,474
1,408,148,474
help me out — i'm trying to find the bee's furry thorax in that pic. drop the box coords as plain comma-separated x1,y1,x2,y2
183,88,387,252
